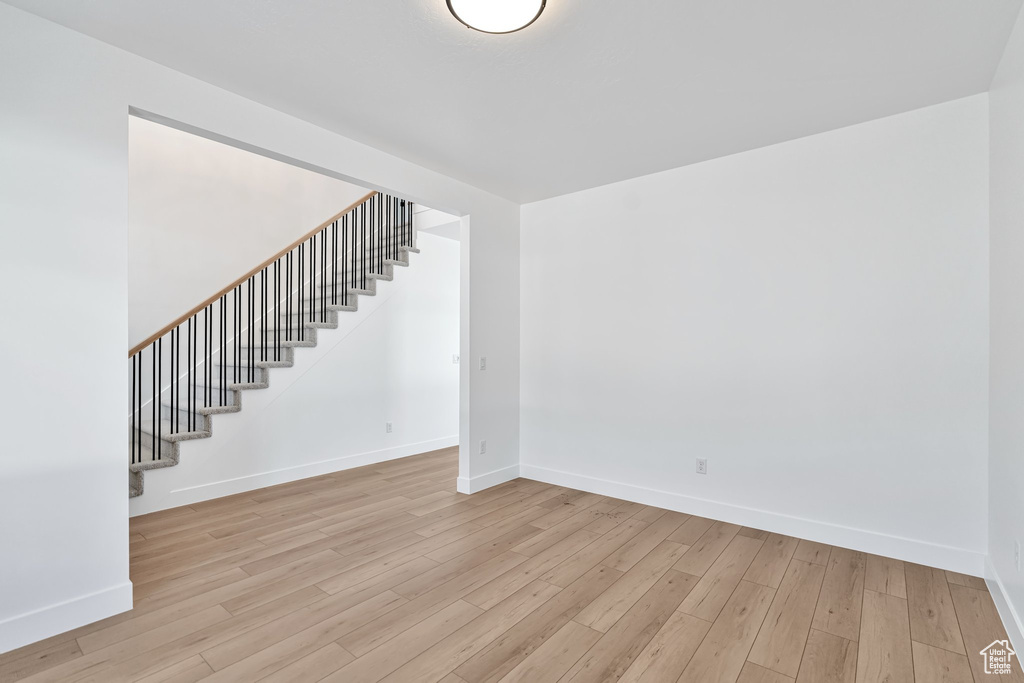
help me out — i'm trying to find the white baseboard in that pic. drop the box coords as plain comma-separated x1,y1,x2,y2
986,557,1024,656
130,436,458,516
0,581,133,655
519,463,986,576
457,464,520,494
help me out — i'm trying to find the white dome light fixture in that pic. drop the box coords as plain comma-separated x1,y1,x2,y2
447,0,546,34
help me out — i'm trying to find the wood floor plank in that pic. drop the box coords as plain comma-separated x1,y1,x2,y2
426,507,549,563
585,500,646,535
632,506,671,524
540,518,649,587
600,511,689,572
855,589,914,683
944,570,987,592
510,507,609,558
678,534,764,622
795,630,857,683
748,559,826,678
738,527,771,541
464,528,600,610
677,580,777,683
337,551,529,657
531,494,608,529
617,610,711,683
744,533,799,589
911,641,974,683
0,638,82,682
495,620,601,683
904,563,966,655
454,565,622,683
320,600,483,683
575,540,688,632
948,583,1024,682
792,540,831,566
376,580,562,683
258,643,354,683
21,605,233,682
737,661,795,683
561,570,697,683
864,554,907,599
134,654,214,683
199,589,405,673
392,524,543,599
673,521,743,576
811,547,866,642
667,515,715,545
74,584,337,682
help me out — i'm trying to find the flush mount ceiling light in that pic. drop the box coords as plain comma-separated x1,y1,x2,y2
447,0,546,34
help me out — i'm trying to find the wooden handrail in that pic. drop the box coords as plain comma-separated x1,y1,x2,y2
129,191,378,357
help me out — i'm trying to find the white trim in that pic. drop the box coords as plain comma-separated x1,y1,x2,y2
519,463,986,576
0,581,133,655
129,436,458,516
457,464,520,494
986,557,1024,656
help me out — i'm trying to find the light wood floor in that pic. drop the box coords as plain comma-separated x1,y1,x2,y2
2,447,1020,682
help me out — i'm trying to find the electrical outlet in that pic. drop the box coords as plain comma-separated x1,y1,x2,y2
479,440,487,455
1016,539,1021,573
386,422,393,434
452,354,460,365
696,458,708,475
479,356,487,371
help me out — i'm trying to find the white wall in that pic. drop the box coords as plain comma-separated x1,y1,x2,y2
988,2,1024,651
521,95,990,574
0,3,519,654
129,232,460,515
129,117,370,347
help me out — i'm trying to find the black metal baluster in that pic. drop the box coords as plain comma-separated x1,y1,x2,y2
275,259,281,360
343,215,349,305
169,330,174,437
321,229,326,318
205,306,210,408
151,342,156,462
361,204,367,289
248,276,254,382
260,270,266,362
157,338,162,460
173,327,179,435
310,236,316,323
187,317,192,431
137,354,142,461
131,355,136,465
234,286,239,386
220,296,226,405
287,252,293,342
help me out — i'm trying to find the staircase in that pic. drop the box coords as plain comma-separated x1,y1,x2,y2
127,192,416,497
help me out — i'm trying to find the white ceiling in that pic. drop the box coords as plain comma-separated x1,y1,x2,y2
7,0,1021,202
